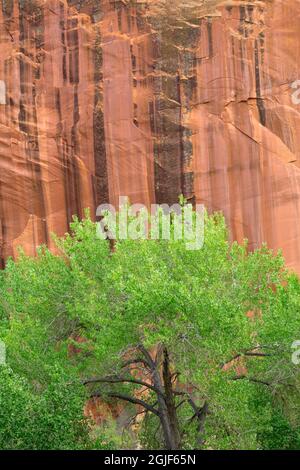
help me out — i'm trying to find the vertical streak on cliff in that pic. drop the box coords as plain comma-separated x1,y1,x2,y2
253,4,266,128
18,0,48,247
58,2,72,226
68,14,82,218
254,38,266,127
178,14,201,206
149,6,183,205
93,17,109,207
100,0,155,208
147,1,201,206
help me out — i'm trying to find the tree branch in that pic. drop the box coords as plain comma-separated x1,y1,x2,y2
176,399,187,410
91,391,160,417
230,375,271,386
244,352,272,358
121,358,150,370
83,375,163,396
187,397,209,447
221,346,275,368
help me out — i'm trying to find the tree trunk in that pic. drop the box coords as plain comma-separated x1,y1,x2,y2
151,361,176,448
143,346,180,450
162,347,181,449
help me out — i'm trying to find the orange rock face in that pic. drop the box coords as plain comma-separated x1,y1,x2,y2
0,0,300,271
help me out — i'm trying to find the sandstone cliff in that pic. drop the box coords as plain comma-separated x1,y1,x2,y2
0,0,300,271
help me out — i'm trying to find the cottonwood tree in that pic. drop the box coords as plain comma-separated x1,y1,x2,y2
1,211,300,449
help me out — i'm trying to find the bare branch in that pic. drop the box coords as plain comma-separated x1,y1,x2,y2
176,399,187,410
121,358,150,370
83,375,163,396
187,398,209,447
244,352,272,358
221,346,277,368
230,375,271,386
91,391,160,417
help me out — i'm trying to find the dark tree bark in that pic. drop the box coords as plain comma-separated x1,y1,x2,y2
138,345,178,450
84,344,208,450
162,347,181,449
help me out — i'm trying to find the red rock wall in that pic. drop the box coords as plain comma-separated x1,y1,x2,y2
0,0,96,262
0,0,300,271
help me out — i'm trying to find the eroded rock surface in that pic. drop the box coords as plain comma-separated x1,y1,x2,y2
0,0,300,271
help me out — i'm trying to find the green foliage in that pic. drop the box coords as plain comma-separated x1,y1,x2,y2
258,410,300,450
1,210,300,449
0,366,92,450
